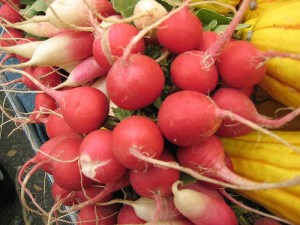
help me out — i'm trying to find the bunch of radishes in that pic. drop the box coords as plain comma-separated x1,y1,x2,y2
1,0,300,224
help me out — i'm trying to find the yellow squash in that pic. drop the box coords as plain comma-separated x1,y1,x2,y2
243,0,290,21
249,0,300,108
191,0,240,14
221,131,300,225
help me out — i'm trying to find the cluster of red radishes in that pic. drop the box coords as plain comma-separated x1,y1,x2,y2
0,0,299,225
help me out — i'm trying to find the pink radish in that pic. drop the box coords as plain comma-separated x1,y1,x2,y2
0,3,22,23
76,204,119,225
51,182,77,206
79,129,127,184
144,220,194,225
117,205,146,224
1,31,94,68
50,137,94,191
172,181,238,225
129,149,180,198
0,28,24,47
198,31,220,51
212,87,300,137
92,23,145,71
157,90,222,147
216,40,267,88
106,53,165,110
254,217,282,225
156,6,203,54
5,67,110,135
170,50,219,94
111,115,164,170
54,56,108,89
0,0,22,9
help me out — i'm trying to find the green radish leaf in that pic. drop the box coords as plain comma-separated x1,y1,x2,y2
112,108,135,121
20,0,48,18
195,8,231,26
111,0,140,18
213,23,251,34
204,19,218,31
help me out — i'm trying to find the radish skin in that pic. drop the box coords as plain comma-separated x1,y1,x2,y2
172,181,238,225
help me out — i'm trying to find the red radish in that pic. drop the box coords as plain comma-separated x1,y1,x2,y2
79,129,127,184
34,92,57,113
129,149,180,199
216,40,267,88
133,0,168,30
172,181,238,225
106,54,165,110
75,184,113,203
92,23,145,71
0,28,24,47
156,6,203,54
1,31,94,68
41,108,78,139
117,205,146,224
54,56,108,89
144,220,194,225
0,3,22,23
254,217,282,225
198,31,220,51
0,0,22,9
5,67,110,134
52,182,77,206
157,90,222,147
101,196,183,222
51,137,94,191
212,87,300,137
170,50,218,94
76,204,119,225
111,115,164,171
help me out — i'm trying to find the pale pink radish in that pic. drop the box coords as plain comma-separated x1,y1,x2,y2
93,23,145,71
129,149,180,198
79,129,127,184
111,115,164,170
54,56,108,89
172,181,238,225
106,54,165,110
1,31,94,68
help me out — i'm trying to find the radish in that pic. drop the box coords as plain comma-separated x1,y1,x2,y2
144,220,195,225
254,217,283,225
212,87,300,137
198,31,220,51
172,181,238,225
117,205,146,224
3,21,70,38
216,40,267,89
92,23,145,71
52,181,77,206
157,90,300,152
50,136,94,191
0,3,22,23
129,149,180,199
170,50,219,94
17,0,116,29
156,6,203,54
106,53,165,110
133,0,168,30
101,196,183,222
79,129,127,184
76,204,119,225
0,28,24,47
54,56,108,89
4,67,110,134
111,115,164,171
1,31,94,68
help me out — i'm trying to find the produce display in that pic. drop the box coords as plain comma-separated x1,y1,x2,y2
0,0,300,225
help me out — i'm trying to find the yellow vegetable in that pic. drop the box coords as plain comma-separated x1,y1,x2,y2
238,17,257,40
249,0,300,108
243,0,290,21
221,131,300,225
191,0,240,14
